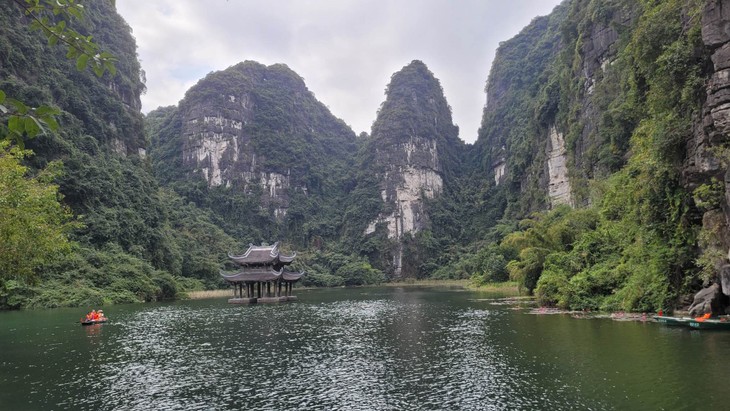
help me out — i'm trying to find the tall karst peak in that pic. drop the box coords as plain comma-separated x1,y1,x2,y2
364,60,462,278
374,61,457,143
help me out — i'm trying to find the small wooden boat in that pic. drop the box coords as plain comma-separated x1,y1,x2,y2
688,318,730,330
80,318,108,326
652,315,692,326
654,314,730,330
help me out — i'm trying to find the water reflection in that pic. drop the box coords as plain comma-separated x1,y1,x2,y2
3,288,730,410
83,323,103,338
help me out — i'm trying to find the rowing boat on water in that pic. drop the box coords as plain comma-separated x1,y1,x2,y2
652,315,692,326
688,318,730,330
80,318,108,326
653,315,730,330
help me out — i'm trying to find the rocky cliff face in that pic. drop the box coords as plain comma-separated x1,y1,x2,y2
564,6,636,182
476,6,567,216
546,126,572,207
565,2,639,195
364,61,461,277
685,0,730,311
364,137,443,239
179,80,293,216
698,0,730,205
477,2,645,214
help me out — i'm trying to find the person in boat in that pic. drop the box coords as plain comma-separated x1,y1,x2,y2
694,312,712,322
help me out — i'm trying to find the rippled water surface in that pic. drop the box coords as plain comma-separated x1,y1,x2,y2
2,287,730,410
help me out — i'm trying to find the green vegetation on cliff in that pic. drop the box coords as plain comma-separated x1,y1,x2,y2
0,0,238,309
467,0,709,312
149,61,359,247
342,60,466,278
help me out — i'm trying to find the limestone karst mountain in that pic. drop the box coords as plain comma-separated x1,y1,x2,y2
148,61,358,243
354,60,464,277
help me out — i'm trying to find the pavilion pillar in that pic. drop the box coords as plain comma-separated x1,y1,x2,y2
257,282,261,298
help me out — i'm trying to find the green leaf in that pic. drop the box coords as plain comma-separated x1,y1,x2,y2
24,116,41,138
43,116,59,132
35,105,60,117
68,7,83,20
76,54,89,71
8,116,23,135
0,90,5,104
8,99,29,115
105,61,117,77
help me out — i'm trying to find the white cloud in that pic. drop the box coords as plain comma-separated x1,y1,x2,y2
117,0,562,143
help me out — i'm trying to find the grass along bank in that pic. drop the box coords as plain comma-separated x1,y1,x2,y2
186,280,520,300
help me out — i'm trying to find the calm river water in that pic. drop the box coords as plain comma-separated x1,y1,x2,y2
1,287,729,410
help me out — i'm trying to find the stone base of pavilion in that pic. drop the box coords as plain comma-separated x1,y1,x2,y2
228,295,298,304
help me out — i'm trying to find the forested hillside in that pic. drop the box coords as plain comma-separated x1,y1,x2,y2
0,0,240,308
463,0,729,314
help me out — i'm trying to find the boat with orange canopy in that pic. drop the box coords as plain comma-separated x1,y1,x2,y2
80,309,108,325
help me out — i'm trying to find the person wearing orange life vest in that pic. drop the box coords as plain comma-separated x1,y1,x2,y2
694,312,712,322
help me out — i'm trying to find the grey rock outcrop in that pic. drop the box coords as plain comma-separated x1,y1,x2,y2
678,1,730,312
719,264,730,296
571,6,637,186
546,126,572,207
688,283,724,316
686,1,730,304
180,85,293,217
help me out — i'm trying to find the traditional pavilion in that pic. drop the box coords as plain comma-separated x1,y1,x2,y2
220,242,304,304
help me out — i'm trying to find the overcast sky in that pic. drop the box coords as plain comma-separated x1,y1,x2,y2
116,1,562,144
